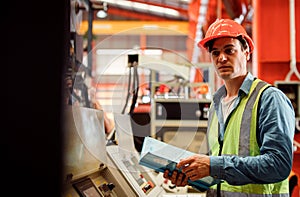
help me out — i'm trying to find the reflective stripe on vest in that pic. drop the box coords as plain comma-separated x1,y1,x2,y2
207,79,289,196
239,80,267,156
207,189,289,197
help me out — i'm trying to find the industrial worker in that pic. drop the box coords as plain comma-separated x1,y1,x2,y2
163,18,295,196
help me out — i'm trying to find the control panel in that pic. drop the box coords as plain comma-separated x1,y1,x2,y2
62,166,119,197
155,100,210,120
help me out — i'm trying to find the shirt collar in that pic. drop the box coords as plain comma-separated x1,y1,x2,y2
213,72,255,103
240,72,255,96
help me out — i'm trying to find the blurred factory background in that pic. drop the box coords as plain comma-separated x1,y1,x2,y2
2,0,300,197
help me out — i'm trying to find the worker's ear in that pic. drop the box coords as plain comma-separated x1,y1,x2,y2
244,49,250,61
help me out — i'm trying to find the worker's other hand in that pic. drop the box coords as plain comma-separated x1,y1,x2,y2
176,154,210,181
163,169,189,187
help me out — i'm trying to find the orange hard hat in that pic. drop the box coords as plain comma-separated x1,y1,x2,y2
198,18,254,53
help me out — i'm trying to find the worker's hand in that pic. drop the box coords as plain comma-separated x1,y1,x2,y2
93,100,103,110
163,169,189,187
176,154,210,181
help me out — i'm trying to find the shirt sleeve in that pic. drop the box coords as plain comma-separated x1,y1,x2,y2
210,87,295,185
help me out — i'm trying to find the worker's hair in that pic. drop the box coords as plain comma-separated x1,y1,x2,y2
206,35,249,53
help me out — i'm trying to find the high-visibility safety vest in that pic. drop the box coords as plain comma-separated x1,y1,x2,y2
207,79,289,196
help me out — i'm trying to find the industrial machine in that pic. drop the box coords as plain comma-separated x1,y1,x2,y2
61,106,206,196
61,106,128,197
61,106,192,197
61,106,157,197
274,81,300,133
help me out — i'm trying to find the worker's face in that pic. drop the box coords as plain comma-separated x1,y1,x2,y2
210,37,249,80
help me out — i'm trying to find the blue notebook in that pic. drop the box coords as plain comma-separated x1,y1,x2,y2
139,136,222,191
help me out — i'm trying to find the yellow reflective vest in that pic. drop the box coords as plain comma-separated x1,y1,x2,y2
207,79,289,196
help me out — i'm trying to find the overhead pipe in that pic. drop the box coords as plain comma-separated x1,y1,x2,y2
190,0,215,92
285,0,300,81
191,0,208,64
87,0,93,77
217,0,222,18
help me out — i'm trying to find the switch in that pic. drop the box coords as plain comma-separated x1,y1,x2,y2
107,183,115,191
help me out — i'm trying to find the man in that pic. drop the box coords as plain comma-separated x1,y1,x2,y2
163,18,295,196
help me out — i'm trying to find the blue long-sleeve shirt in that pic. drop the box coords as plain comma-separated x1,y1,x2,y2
210,72,295,185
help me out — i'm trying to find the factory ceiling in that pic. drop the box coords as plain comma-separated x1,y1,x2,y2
92,0,190,21
93,0,252,22
88,0,252,34
72,0,253,38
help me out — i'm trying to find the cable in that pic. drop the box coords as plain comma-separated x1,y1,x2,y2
129,65,139,115
122,67,132,114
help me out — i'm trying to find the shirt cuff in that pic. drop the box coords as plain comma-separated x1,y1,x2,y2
210,156,224,179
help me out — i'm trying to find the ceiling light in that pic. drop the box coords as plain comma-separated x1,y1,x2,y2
132,2,148,10
96,10,107,18
99,0,180,18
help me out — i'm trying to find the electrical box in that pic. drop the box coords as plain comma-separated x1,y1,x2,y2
151,99,211,154
274,81,300,133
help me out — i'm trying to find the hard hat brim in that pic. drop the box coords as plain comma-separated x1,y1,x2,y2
198,34,255,53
